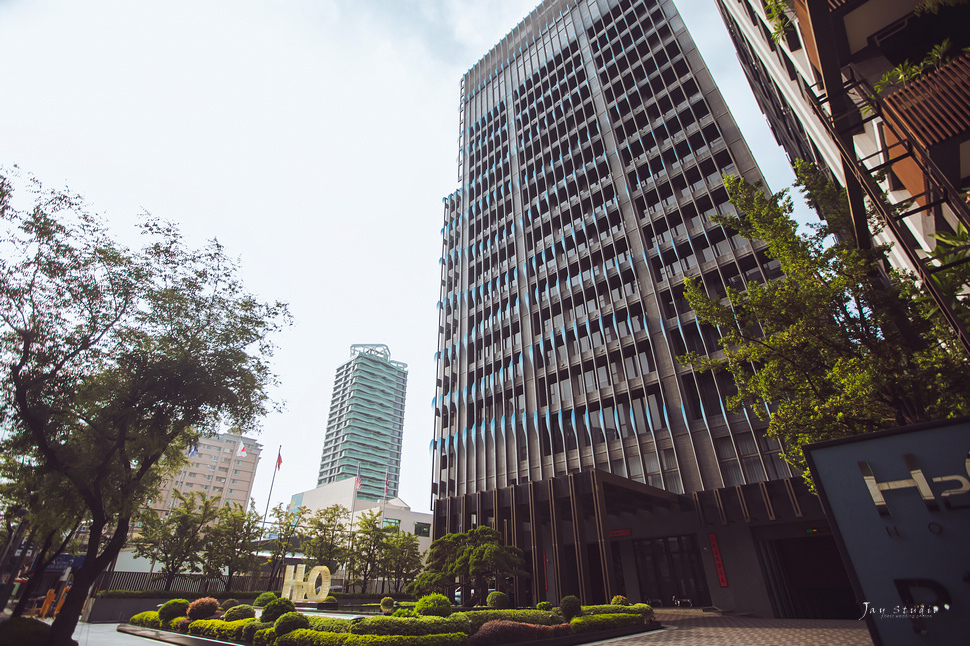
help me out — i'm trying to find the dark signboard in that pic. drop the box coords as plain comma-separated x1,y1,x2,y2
805,417,970,646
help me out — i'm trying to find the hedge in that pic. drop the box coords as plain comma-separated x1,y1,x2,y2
462,610,563,634
276,632,469,646
129,611,162,629
308,616,354,633
468,620,571,646
186,618,258,642
254,626,277,646
582,603,654,621
350,614,471,637
242,620,276,643
569,613,644,633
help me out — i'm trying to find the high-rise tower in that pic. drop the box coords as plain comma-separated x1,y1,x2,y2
431,0,854,616
318,344,408,501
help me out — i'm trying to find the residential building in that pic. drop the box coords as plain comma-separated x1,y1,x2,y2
318,344,408,501
715,0,970,353
155,432,262,512
431,0,854,617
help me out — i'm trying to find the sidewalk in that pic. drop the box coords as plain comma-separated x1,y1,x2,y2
593,608,874,646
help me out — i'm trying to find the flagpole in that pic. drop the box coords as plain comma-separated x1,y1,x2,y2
261,445,282,539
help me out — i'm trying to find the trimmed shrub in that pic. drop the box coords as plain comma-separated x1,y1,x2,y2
485,591,508,609
158,598,190,624
582,603,654,621
174,617,193,633
535,601,552,611
468,620,571,646
242,620,275,644
187,596,220,620
188,619,221,637
610,595,628,606
463,610,563,634
308,616,354,633
0,616,77,646
415,593,453,617
255,591,279,607
276,611,311,636
380,596,395,613
559,595,582,621
570,612,644,633
129,611,162,629
223,598,241,610
254,626,277,646
390,608,417,618
277,630,348,646
261,596,297,623
344,636,469,646
351,614,471,637
225,603,257,622
214,619,258,642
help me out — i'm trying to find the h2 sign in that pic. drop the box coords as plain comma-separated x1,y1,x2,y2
805,418,970,646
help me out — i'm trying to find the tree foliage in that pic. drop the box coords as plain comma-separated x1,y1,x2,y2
681,161,970,479
264,504,309,590
407,526,525,606
346,510,389,595
382,530,424,593
202,500,263,591
133,491,220,591
303,504,350,572
0,170,288,645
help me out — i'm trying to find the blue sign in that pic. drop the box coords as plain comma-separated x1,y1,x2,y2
805,417,970,646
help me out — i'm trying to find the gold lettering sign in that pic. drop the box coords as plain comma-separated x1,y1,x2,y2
281,564,332,602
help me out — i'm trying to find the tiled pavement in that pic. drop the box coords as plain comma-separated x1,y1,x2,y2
592,608,874,646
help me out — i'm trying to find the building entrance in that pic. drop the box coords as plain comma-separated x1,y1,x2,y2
759,534,857,618
632,535,711,607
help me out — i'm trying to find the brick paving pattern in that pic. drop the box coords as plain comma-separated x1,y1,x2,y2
593,608,874,646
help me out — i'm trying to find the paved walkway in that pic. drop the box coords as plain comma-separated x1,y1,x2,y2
66,609,874,646
593,608,874,646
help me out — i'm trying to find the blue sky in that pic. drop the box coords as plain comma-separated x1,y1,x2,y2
0,0,801,515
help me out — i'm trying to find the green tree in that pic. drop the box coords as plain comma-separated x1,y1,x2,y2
133,491,220,591
346,510,388,594
0,171,288,645
264,504,309,590
407,526,525,606
303,504,350,572
382,530,423,593
202,500,263,591
680,161,970,478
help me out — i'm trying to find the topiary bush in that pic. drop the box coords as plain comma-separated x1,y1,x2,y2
241,620,275,644
261,596,297,623
468,620,571,646
610,595,628,606
188,619,221,637
275,611,311,636
415,593,453,617
254,626,276,646
222,598,240,610
350,614,471,637
380,596,395,613
276,630,348,646
324,595,338,604
559,595,582,621
224,603,256,622
391,608,417,618
535,601,552,611
463,609,564,634
485,591,509,609
174,617,193,633
0,616,78,646
570,612,644,633
129,610,162,628
158,598,190,624
308,615,354,632
187,596,220,620
254,591,279,607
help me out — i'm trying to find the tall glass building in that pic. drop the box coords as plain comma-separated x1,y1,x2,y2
318,344,408,501
431,0,855,617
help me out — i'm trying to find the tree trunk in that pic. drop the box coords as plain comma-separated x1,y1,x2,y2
46,519,128,646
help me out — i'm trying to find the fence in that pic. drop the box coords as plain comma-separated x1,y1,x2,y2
93,570,275,594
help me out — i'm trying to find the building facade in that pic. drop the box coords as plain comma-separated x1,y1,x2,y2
715,0,970,353
318,344,408,502
154,432,262,511
432,0,854,617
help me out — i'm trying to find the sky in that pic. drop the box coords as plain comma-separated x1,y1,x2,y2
0,0,802,516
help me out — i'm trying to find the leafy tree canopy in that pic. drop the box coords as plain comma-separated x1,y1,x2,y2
0,170,289,645
681,161,970,480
